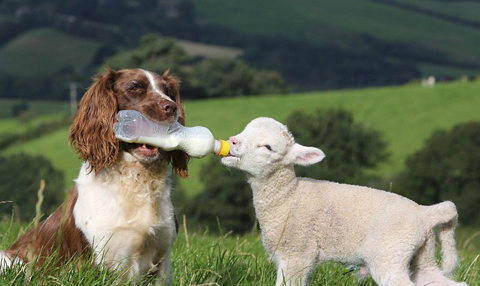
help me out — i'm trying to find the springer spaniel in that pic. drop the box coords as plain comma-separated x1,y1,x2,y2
0,68,189,282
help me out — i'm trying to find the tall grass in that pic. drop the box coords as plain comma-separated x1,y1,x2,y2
0,197,478,286
0,224,478,285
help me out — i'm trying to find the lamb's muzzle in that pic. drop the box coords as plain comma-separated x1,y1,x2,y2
221,117,468,286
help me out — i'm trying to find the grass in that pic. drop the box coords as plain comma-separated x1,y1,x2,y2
1,80,480,194
0,28,101,77
0,219,478,285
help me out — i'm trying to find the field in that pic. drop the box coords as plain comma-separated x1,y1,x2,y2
0,28,101,77
0,220,478,285
1,80,480,194
195,0,480,75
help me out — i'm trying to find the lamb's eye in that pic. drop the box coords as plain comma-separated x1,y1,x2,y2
264,145,273,151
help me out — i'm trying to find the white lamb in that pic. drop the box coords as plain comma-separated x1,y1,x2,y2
221,117,468,286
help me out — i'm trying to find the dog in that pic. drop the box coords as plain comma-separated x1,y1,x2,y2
0,68,189,282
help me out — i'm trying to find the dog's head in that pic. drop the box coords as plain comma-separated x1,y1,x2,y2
69,68,189,177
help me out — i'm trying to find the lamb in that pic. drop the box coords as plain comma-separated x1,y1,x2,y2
221,117,468,286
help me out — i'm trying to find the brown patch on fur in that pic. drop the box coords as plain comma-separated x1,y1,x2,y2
6,187,90,267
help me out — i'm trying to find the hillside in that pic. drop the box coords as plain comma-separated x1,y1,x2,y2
2,81,479,195
0,28,101,77
195,0,480,76
1,0,480,98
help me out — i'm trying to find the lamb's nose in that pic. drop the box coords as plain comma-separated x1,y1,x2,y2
229,136,238,145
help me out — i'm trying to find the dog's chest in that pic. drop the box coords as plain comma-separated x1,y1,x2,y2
73,163,176,251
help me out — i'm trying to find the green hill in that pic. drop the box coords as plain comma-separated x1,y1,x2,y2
1,81,479,195
195,0,480,76
0,28,101,77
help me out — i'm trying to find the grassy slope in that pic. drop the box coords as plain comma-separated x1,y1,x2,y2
2,81,480,196
195,0,480,69
0,28,101,77
181,80,480,194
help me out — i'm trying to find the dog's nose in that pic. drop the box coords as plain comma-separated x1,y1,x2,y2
160,100,177,117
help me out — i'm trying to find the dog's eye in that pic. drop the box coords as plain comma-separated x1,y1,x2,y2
127,81,146,92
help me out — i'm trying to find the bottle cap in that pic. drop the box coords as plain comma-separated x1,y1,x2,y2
216,140,230,156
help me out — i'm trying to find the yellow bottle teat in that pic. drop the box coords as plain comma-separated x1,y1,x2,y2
215,140,230,156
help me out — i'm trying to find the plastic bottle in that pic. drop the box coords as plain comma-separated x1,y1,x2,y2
113,110,230,158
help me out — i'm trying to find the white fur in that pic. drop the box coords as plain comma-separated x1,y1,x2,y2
74,152,176,281
0,251,22,271
222,117,468,286
142,69,174,102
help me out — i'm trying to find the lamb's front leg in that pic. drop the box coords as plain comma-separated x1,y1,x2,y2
154,254,173,285
275,255,315,286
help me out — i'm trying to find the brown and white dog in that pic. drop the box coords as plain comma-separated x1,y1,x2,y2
0,68,189,282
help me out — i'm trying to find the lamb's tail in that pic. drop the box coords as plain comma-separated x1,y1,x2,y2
425,201,460,277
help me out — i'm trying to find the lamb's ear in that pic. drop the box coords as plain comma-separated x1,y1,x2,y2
284,143,325,166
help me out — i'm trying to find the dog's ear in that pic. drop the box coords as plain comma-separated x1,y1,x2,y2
69,68,119,174
162,71,190,178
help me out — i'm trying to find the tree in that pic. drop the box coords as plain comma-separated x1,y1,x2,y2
183,157,254,234
104,33,190,77
103,34,286,99
0,153,64,222
286,109,389,185
188,58,286,98
394,122,480,225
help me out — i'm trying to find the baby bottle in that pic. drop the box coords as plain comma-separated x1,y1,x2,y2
113,110,230,158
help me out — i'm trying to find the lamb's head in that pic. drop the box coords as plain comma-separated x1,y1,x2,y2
222,117,325,179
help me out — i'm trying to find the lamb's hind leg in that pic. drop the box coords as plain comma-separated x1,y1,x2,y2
366,244,417,286
412,230,468,286
368,259,415,286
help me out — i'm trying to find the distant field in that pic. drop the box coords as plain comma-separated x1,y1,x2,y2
397,0,480,23
0,28,101,77
0,99,70,119
1,80,479,196
195,0,480,70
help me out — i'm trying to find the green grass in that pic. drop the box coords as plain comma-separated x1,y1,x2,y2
0,220,478,285
397,0,480,23
0,99,71,119
195,0,480,66
1,80,480,195
0,28,101,77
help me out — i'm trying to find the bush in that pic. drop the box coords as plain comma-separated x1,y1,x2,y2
394,122,480,225
183,157,254,234
0,153,65,222
286,109,389,185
